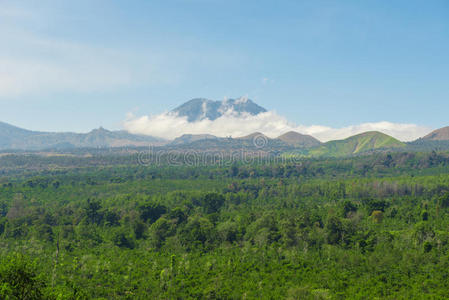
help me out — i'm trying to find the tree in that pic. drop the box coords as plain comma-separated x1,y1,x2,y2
217,220,239,243
6,194,27,220
201,193,225,214
439,192,449,208
84,198,103,225
364,199,389,214
341,200,357,217
133,220,147,239
150,217,175,248
0,254,46,299
104,209,121,226
421,210,429,221
139,202,167,224
371,210,383,223
180,216,215,248
113,229,135,249
325,215,344,245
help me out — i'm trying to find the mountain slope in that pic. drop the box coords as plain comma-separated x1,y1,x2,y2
237,132,269,140
276,131,322,148
171,97,267,122
0,122,39,148
309,131,406,157
167,131,293,151
0,122,164,150
422,126,449,141
170,134,219,145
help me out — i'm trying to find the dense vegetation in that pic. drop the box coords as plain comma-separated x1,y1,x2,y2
1,151,449,298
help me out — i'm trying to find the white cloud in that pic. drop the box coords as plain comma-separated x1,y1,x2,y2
0,55,133,97
0,3,176,99
123,109,432,142
297,121,432,142
0,33,168,98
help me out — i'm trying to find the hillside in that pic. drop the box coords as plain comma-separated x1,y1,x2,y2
276,131,321,148
0,122,40,148
166,132,293,152
237,132,269,140
422,126,449,141
309,131,405,157
170,134,219,145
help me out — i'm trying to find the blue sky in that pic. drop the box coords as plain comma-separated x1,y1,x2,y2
0,0,448,138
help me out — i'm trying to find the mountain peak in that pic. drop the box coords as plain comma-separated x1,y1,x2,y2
89,126,111,134
237,132,268,140
171,97,267,122
422,126,449,141
277,131,322,148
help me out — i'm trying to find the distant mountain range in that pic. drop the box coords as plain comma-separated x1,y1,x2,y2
0,98,448,157
167,131,320,151
0,122,165,150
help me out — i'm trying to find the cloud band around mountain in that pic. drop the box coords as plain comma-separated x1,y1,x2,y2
123,110,432,142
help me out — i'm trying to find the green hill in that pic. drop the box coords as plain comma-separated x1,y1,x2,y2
276,131,322,148
309,131,406,157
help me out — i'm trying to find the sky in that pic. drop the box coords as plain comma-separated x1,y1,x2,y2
0,0,448,141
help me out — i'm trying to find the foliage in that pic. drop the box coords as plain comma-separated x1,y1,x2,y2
1,151,449,298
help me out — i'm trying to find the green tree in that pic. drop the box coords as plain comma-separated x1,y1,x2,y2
201,193,225,214
139,202,167,224
84,198,103,225
0,254,46,300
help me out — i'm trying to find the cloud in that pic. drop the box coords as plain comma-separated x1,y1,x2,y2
0,3,177,99
0,2,250,100
0,32,168,98
0,55,133,97
123,109,432,142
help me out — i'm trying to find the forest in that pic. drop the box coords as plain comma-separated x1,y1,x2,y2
1,151,449,299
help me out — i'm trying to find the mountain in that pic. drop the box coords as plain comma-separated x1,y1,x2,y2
276,131,322,148
0,122,164,150
406,126,449,152
237,132,269,140
167,131,294,152
422,126,449,141
0,122,39,148
169,131,321,151
171,97,267,122
171,134,219,145
308,131,406,157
